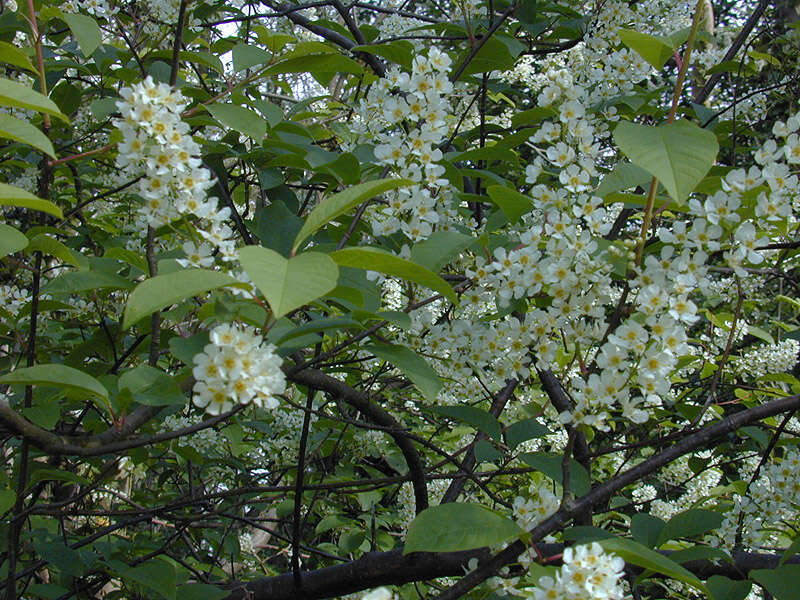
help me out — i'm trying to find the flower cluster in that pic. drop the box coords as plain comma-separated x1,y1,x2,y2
114,76,237,261
161,413,225,452
0,285,30,315
360,48,460,240
512,488,558,530
529,542,625,600
718,448,800,549
731,339,800,380
61,0,116,18
191,323,286,415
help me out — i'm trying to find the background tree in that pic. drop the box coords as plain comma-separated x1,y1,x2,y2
0,0,799,599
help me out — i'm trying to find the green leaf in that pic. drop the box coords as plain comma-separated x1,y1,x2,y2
454,37,514,78
122,269,242,329
518,452,590,495
0,183,63,218
510,107,556,128
0,364,108,400
486,185,534,224
119,365,184,406
176,583,229,600
707,575,752,600
598,538,706,593
430,405,501,440
238,246,339,319
516,0,538,24
28,467,90,487
410,231,475,272
25,583,71,599
0,41,37,73
596,162,653,197
264,53,364,76
91,97,118,120
747,324,775,345
505,418,549,449
249,98,283,127
33,539,84,576
618,29,674,69
180,51,225,74
403,503,524,554
248,200,302,257
0,223,28,258
0,78,69,122
656,508,723,546
207,103,266,140
276,316,360,344
613,120,719,202
751,565,800,600
450,146,519,166
669,545,732,564
293,178,411,252
232,43,272,72
118,558,176,600
61,12,102,57
44,271,131,295
146,50,224,74
168,332,209,365
781,536,800,565
563,526,615,543
330,247,457,304
367,343,442,401
104,246,149,272
27,234,88,269
474,439,502,463
351,41,414,70
0,489,15,513
0,113,55,157
631,513,665,548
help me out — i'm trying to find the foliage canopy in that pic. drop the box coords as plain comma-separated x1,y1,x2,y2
1,0,800,599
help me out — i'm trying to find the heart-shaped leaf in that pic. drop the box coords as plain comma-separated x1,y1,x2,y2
238,246,339,319
613,120,719,202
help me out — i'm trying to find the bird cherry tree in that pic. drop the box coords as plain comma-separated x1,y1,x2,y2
0,0,799,599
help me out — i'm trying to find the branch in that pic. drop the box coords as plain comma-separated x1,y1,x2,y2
441,379,517,503
220,543,800,600
265,0,386,77
287,367,429,514
537,369,591,523
434,393,800,599
450,4,517,82
692,0,769,104
0,392,245,456
212,394,800,600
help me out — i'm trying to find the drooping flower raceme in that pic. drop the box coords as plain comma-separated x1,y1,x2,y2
192,323,286,415
114,76,237,262
530,542,625,600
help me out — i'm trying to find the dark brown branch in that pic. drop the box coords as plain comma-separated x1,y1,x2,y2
288,368,428,514
440,379,517,503
220,541,800,599
0,393,244,456
265,0,386,77
434,393,800,599
537,369,591,523
292,386,316,586
692,0,769,104
450,5,517,82
169,0,188,86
